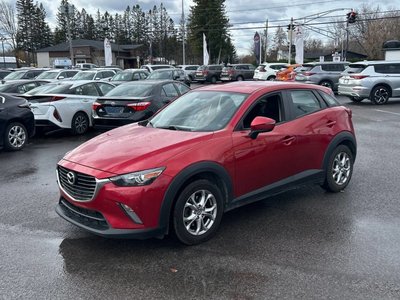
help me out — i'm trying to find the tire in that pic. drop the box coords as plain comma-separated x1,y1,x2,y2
210,76,217,84
71,112,89,135
322,145,354,193
236,75,244,81
320,80,333,90
370,85,390,105
173,179,224,245
267,76,275,81
350,97,363,103
4,122,28,151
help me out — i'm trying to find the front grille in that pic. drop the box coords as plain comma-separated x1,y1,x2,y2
59,198,109,230
58,166,96,201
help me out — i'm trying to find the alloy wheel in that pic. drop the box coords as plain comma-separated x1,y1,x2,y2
8,125,26,149
332,152,351,186
182,189,217,236
73,114,88,134
373,88,389,104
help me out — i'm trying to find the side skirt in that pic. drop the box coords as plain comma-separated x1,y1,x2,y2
225,169,325,212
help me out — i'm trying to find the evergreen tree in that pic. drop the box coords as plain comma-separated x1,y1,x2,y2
187,0,234,64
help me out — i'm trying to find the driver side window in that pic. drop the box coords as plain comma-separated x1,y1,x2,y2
242,94,283,129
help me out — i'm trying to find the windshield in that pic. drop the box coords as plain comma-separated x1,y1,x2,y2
72,72,95,80
147,71,172,80
105,84,152,97
25,83,72,95
149,91,248,132
3,71,26,80
111,72,133,81
36,72,58,79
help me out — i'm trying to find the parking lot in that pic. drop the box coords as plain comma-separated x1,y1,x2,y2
1,94,400,299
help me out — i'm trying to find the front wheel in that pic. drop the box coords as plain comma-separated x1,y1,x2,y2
4,122,28,151
322,145,354,193
370,85,390,105
173,179,224,245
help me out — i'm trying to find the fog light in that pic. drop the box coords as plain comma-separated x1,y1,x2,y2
119,203,143,224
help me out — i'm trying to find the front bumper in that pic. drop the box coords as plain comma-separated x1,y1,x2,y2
56,160,171,238
56,198,166,239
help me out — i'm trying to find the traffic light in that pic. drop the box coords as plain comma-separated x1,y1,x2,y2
347,11,357,23
287,24,296,30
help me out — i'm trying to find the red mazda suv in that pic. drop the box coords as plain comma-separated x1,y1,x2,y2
56,81,356,245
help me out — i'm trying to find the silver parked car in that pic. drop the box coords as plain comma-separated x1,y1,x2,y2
295,62,349,91
338,60,400,104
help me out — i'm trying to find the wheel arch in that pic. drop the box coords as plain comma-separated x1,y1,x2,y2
370,83,392,98
158,161,234,234
322,131,357,171
72,110,92,127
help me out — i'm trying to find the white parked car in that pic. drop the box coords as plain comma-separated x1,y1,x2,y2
71,69,116,81
35,69,80,82
253,63,289,81
21,80,115,135
140,64,174,73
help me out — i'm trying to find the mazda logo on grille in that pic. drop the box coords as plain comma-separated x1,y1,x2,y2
66,171,76,185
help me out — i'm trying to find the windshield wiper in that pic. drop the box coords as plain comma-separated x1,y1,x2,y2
155,125,192,131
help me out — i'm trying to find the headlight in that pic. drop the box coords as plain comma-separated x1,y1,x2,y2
110,167,165,187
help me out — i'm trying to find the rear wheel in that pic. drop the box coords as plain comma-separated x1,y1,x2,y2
267,76,275,81
370,85,390,105
173,179,224,245
320,80,333,90
322,145,354,193
4,122,28,151
236,75,244,81
71,112,89,135
210,76,217,84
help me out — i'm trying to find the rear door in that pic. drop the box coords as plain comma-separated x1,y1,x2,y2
283,89,336,172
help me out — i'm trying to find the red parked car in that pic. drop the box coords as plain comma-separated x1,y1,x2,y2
56,82,357,245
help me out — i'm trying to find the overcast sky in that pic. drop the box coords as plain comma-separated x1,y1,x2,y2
10,0,395,55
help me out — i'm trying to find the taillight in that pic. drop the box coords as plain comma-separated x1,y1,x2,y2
53,108,62,122
228,69,234,75
50,96,66,101
127,102,151,111
203,70,209,75
350,75,369,80
303,72,315,76
92,102,102,110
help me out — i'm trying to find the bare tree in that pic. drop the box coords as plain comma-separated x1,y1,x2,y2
0,0,19,66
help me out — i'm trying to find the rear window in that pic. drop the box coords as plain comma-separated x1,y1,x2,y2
345,64,367,74
106,84,153,97
26,83,73,95
321,64,347,72
256,65,266,71
222,66,233,71
152,65,172,70
270,65,287,70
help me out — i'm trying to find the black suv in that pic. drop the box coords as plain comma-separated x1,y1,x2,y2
195,65,223,83
221,64,255,81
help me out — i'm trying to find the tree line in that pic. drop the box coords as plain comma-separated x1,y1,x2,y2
0,0,236,67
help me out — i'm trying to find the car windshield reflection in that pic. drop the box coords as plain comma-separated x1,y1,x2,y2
149,91,248,132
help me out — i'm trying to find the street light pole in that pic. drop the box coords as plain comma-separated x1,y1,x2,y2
62,4,74,67
181,0,185,65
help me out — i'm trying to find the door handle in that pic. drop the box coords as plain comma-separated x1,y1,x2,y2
326,120,336,128
282,136,295,145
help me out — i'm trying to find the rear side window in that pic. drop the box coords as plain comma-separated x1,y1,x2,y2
319,91,340,107
289,90,322,118
97,83,114,95
321,64,347,72
374,64,400,74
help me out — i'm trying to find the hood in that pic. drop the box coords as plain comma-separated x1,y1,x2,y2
63,124,213,176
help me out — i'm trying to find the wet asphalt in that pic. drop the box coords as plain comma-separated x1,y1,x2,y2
1,94,400,299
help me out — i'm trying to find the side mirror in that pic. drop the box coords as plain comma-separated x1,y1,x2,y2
173,75,180,80
249,116,276,139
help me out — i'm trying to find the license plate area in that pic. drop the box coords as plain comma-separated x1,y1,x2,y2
104,106,124,114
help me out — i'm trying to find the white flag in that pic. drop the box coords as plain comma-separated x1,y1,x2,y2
104,38,112,66
295,26,304,64
203,33,209,65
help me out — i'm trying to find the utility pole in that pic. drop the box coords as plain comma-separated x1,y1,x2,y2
264,19,268,63
181,0,185,65
288,17,294,64
62,4,74,67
